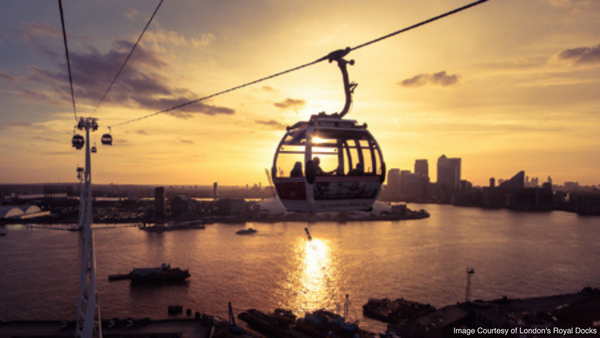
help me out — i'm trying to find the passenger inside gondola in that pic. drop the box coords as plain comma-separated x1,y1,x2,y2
290,161,303,177
312,156,337,175
348,162,364,176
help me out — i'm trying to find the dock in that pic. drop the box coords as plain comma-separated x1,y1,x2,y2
362,297,435,324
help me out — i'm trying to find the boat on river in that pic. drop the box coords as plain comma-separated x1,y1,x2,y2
108,263,190,283
236,228,257,235
140,220,207,232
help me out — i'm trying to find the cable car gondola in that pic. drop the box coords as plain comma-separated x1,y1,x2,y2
76,166,84,180
101,127,113,146
101,133,113,146
271,50,385,213
72,134,84,150
101,134,112,145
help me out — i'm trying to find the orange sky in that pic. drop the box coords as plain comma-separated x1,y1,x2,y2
1,0,599,187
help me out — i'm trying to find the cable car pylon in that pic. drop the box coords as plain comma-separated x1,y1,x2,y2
72,117,103,338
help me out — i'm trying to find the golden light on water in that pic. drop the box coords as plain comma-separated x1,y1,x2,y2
288,237,341,315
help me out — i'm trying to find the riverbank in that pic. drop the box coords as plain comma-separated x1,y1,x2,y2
4,288,597,338
0,203,429,226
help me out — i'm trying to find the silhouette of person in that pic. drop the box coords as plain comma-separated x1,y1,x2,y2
348,162,364,175
290,161,303,177
312,157,336,175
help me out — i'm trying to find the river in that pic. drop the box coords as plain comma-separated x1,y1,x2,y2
1,204,599,331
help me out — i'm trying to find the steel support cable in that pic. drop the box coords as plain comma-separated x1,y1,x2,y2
350,0,489,52
91,0,164,116
58,0,77,122
110,0,490,129
110,59,322,127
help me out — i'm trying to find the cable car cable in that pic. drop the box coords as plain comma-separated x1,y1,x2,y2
58,0,77,122
110,58,322,128
91,0,164,117
350,0,489,52
109,0,490,129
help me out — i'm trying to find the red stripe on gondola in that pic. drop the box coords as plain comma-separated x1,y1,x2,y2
315,175,381,183
274,179,307,200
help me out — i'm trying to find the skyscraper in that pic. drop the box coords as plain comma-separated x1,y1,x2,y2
387,168,401,199
437,155,461,192
154,187,165,220
414,159,429,179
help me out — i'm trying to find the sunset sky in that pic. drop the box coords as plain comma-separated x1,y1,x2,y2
1,0,599,187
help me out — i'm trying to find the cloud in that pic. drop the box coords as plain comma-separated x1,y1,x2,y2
144,27,216,48
138,96,234,119
547,0,573,8
431,72,459,86
0,70,19,83
400,74,428,88
256,119,286,130
9,122,34,128
19,39,235,117
32,136,55,142
546,0,600,9
554,44,600,66
180,139,194,144
125,7,140,20
136,130,148,135
6,22,61,57
44,151,74,156
274,98,306,110
399,71,459,88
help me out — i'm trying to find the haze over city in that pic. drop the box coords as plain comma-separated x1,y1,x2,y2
1,0,599,186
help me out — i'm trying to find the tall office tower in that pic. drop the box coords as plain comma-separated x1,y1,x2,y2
387,168,401,198
154,187,165,219
414,159,429,178
437,155,462,192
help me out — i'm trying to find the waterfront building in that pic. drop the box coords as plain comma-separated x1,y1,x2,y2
154,187,165,220
43,185,73,199
170,195,198,216
414,159,429,179
415,159,430,200
0,205,50,220
400,171,425,200
217,198,247,216
387,169,401,199
437,155,461,192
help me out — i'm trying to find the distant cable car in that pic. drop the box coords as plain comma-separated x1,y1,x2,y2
101,127,113,146
101,134,112,146
271,49,385,212
76,167,84,180
91,145,97,153
72,134,84,150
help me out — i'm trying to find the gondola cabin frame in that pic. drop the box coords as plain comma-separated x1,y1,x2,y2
272,114,385,212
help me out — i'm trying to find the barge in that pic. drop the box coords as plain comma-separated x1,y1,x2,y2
108,263,190,283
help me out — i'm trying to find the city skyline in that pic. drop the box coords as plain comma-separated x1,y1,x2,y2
1,1,600,186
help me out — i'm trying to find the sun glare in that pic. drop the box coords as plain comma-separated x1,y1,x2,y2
311,136,326,144
285,237,341,313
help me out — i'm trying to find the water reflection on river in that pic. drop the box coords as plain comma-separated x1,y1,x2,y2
1,204,599,330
